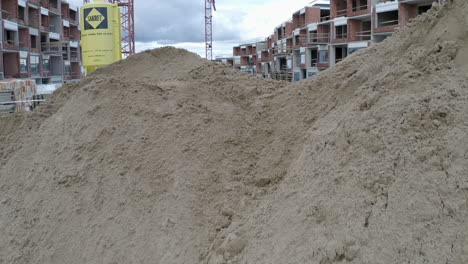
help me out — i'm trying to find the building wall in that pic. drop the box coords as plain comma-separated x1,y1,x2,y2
348,19,361,42
348,0,371,17
1,0,82,84
399,3,418,27
4,53,20,78
2,0,19,20
285,22,294,36
225,0,440,82
305,7,322,24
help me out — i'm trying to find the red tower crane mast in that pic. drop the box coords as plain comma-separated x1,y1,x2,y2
83,0,135,57
205,0,216,60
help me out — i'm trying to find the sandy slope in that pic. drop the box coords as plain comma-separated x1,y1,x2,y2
0,1,467,263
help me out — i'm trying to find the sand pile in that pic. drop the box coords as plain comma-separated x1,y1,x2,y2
1,0,467,263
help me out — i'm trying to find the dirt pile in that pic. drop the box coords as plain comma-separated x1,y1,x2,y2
1,0,467,263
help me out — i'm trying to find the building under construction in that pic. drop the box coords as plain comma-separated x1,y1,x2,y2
219,0,447,82
0,0,81,85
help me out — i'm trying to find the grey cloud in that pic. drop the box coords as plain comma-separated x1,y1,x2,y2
135,0,245,43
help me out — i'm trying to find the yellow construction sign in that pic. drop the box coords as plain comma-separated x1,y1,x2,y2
80,0,122,75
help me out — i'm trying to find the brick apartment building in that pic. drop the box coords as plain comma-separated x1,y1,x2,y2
1,0,81,86
220,0,446,82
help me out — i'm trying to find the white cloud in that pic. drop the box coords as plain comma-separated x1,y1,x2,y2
215,0,312,40
67,0,320,58
66,0,83,7
134,0,314,58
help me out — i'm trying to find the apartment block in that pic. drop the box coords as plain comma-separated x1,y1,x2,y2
221,0,445,82
1,0,81,88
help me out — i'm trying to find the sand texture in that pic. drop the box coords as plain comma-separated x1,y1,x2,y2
1,1,467,263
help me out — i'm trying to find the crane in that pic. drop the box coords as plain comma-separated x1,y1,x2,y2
205,0,216,60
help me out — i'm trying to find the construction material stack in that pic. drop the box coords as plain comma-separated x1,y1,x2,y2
0,80,38,114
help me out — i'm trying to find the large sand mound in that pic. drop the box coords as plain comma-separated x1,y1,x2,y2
1,0,467,263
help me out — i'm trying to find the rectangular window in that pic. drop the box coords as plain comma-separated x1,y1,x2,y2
360,21,372,41
30,56,40,75
309,30,318,42
6,30,16,45
70,10,77,21
319,51,328,63
19,6,25,21
335,25,347,39
293,72,301,82
43,58,50,72
65,64,71,76
377,10,399,27
310,49,318,66
20,58,29,73
41,15,48,27
30,35,38,49
50,0,58,8
335,47,348,62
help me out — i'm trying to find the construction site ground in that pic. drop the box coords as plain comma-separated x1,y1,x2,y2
0,0,467,263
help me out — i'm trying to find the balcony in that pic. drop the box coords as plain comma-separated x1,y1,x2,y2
40,24,50,32
332,32,348,44
336,9,348,17
3,40,20,51
41,41,66,53
41,0,49,8
19,41,29,52
240,48,247,56
321,15,331,22
355,30,371,41
352,4,368,12
1,10,18,22
308,33,330,44
233,47,241,56
48,0,60,13
69,10,78,24
310,58,318,67
293,34,307,49
332,0,348,18
261,55,270,63
349,0,371,17
335,33,348,39
70,49,79,62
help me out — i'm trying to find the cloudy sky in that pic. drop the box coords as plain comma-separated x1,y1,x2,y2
69,0,314,58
